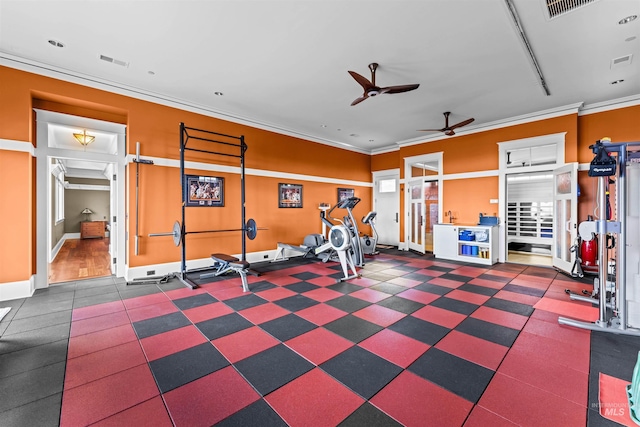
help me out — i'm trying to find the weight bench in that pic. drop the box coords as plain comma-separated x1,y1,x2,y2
200,253,251,292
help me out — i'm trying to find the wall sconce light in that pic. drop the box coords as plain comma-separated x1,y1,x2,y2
73,130,95,147
81,208,94,221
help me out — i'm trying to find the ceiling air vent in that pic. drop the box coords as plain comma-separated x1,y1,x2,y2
544,0,599,20
611,54,633,69
99,54,129,68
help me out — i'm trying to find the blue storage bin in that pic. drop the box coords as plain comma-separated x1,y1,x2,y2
471,246,479,256
459,230,475,241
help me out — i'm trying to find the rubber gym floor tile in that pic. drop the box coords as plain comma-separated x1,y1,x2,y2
360,272,396,282
64,341,147,390
455,317,520,347
222,293,268,311
502,283,546,298
377,267,411,277
494,289,541,306
273,294,320,312
408,347,494,403
121,292,170,311
162,365,260,426
206,285,248,301
436,330,509,371
302,287,344,302
352,304,406,327
350,287,392,303
451,265,489,278
396,289,440,305
237,302,290,324
254,286,298,302
284,281,321,293
325,294,372,313
428,265,456,273
477,372,587,427
245,280,277,292
467,277,508,290
259,313,317,342
132,311,192,340
393,264,421,273
532,297,599,322
427,276,465,289
294,303,349,326
376,295,425,314
265,368,365,426
477,273,512,283
457,282,500,297
170,292,218,311
234,344,314,396
181,301,234,323
60,364,158,426
511,331,591,374
149,342,229,393
139,325,208,362
483,297,534,316
338,402,403,427
215,399,287,427
388,315,450,345
69,309,130,337
439,273,475,283
89,396,173,427
446,289,491,306
163,285,210,300
320,346,403,399
413,282,452,296
370,370,473,427
195,312,253,340
323,314,384,343
429,296,479,315
369,282,408,295
470,306,529,330
292,271,321,281
125,301,179,323
358,329,430,368
285,327,354,365
401,272,437,282
414,267,446,277
411,305,467,329
522,267,558,279
67,323,138,359
522,317,591,350
509,275,553,290
212,326,280,363
265,275,301,286
307,275,343,287
463,406,519,427
71,300,125,322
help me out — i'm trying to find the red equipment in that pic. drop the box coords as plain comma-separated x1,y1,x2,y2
580,235,598,274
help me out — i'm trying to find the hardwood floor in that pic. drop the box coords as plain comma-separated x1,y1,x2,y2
49,237,112,283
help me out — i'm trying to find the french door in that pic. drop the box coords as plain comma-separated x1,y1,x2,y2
552,163,578,273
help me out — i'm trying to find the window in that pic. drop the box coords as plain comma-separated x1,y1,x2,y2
379,178,396,193
51,163,65,223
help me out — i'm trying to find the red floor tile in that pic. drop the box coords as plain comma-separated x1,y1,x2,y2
463,405,518,427
254,286,297,302
122,292,171,310
126,301,179,323
446,289,490,305
163,287,210,300
598,373,636,426
266,275,301,286
303,287,344,302
60,364,159,427
470,306,528,330
396,289,440,305
265,368,365,427
72,300,125,321
163,365,260,426
64,341,147,390
427,277,465,289
91,396,172,427
140,325,209,361
295,303,348,326
415,268,445,277
371,370,473,427
530,308,561,323
70,310,131,337
388,277,423,288
212,326,280,363
478,373,586,427
509,275,552,290
238,302,290,324
379,267,411,277
182,301,234,323
451,266,488,278
352,277,381,287
350,288,392,303
436,330,509,370
467,278,506,290
352,304,406,327
484,270,518,279
411,305,466,329
494,290,540,306
207,285,247,301
498,345,589,405
510,331,590,374
533,297,599,322
307,275,341,286
359,329,430,368
285,327,354,365
522,317,591,351
67,324,138,359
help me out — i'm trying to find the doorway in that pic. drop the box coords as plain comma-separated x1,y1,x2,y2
373,170,400,247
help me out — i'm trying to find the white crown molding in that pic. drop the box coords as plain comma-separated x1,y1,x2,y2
578,93,640,116
0,138,34,155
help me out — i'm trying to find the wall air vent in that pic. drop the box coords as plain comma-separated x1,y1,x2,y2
99,54,129,68
544,0,599,20
611,54,633,69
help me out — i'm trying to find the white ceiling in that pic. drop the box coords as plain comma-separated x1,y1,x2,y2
1,0,639,154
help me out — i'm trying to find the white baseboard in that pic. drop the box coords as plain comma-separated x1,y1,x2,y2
0,276,35,301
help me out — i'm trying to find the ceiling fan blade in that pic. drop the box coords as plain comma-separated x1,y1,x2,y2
449,118,475,130
445,130,456,136
417,128,445,132
348,71,374,91
381,84,420,94
351,94,369,106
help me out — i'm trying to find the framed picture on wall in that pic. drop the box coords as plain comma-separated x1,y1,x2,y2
279,183,303,208
337,187,354,203
184,175,224,207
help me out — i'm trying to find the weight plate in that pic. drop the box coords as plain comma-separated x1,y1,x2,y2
246,218,257,240
172,220,182,246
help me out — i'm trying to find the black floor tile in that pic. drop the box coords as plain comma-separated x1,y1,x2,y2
215,399,287,426
321,346,402,399
325,295,371,313
0,361,65,413
0,323,71,356
195,312,253,340
455,317,519,347
260,314,317,342
502,284,545,298
430,297,479,315
1,310,71,336
522,266,557,278
392,265,420,273
403,272,436,282
0,339,68,379
439,273,473,283
0,392,62,427
292,272,321,281
587,408,622,427
324,315,383,343
284,281,321,294
326,282,364,294
426,266,454,273
413,283,452,296
234,344,314,396
457,283,499,296
388,316,449,345
223,293,268,311
483,297,534,316
408,347,494,403
376,296,425,314
132,312,191,339
369,283,407,295
149,342,229,393
272,294,319,312
339,402,403,426
248,280,278,293
477,273,511,283
172,293,218,311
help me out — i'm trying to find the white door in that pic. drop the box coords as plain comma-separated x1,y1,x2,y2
552,163,578,273
408,179,426,254
109,166,117,274
373,172,400,246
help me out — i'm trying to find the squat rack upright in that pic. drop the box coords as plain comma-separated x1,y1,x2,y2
178,122,248,289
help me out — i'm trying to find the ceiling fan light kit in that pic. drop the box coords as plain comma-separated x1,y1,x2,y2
348,62,419,106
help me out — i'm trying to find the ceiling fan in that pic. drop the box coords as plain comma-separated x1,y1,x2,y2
418,112,475,136
348,63,419,106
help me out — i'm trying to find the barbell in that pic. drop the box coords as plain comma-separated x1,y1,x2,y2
149,218,262,247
